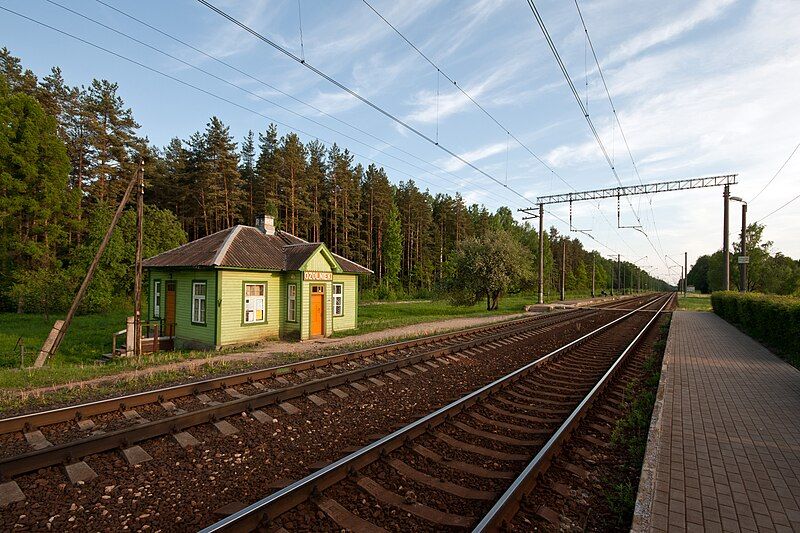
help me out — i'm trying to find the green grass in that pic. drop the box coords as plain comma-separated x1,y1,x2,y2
335,290,605,337
0,305,132,368
677,292,712,311
0,290,602,392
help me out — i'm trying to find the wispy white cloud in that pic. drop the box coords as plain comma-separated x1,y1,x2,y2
404,62,521,124
440,141,510,172
198,0,275,60
604,0,738,66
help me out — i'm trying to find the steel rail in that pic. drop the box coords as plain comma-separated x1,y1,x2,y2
1,294,646,435
0,304,619,480
0,311,570,435
199,293,668,532
473,293,673,532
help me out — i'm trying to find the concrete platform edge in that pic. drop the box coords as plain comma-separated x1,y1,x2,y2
631,310,675,532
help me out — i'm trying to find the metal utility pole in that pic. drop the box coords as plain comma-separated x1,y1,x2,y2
684,251,688,296
617,254,621,296
740,203,747,292
730,196,748,292
608,255,614,296
133,160,145,359
560,240,566,301
36,167,140,367
723,184,730,290
591,253,596,298
538,203,544,304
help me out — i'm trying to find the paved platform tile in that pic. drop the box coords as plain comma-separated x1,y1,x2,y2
635,311,800,533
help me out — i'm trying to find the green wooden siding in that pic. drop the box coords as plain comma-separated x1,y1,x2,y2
218,270,282,345
282,271,301,340
304,251,332,272
331,274,358,332
145,243,363,346
146,268,217,349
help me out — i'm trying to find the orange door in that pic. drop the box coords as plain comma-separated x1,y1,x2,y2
165,281,176,337
310,291,324,337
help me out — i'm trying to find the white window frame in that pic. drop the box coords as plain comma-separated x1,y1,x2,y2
153,280,161,318
244,283,266,324
287,284,297,322
192,282,206,325
333,283,344,317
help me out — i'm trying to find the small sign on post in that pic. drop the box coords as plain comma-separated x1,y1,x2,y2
738,256,749,264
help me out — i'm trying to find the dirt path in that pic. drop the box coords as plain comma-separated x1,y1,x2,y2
16,312,529,396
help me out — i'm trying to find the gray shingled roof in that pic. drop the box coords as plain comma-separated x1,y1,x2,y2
142,225,372,274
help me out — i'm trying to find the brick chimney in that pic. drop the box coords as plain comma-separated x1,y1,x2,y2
255,214,275,236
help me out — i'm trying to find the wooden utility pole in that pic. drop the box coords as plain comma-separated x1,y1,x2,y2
36,167,140,367
133,160,145,359
560,240,566,301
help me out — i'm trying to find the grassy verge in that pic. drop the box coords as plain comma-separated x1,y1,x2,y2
0,290,605,393
677,293,712,311
604,316,670,529
334,290,607,337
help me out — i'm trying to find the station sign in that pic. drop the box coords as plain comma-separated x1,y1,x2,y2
738,256,749,264
304,271,333,281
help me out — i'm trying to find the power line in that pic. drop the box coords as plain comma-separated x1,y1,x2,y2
62,0,525,208
756,187,800,223
525,0,671,274
360,0,640,260
360,0,574,193
750,140,800,203
573,0,667,261
197,0,534,205
524,0,644,229
0,5,494,205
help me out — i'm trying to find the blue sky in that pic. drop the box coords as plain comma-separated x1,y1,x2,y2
3,0,799,281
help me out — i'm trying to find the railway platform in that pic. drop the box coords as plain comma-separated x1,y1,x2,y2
634,311,800,532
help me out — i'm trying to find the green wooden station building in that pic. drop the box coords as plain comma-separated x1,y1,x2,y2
142,215,371,349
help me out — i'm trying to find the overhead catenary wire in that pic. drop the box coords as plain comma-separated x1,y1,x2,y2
573,0,667,261
196,0,534,205
524,0,644,227
54,0,525,208
526,0,670,275
0,5,500,208
755,187,800,223
360,0,573,193
360,0,644,266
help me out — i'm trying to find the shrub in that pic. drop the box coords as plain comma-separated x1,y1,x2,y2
711,291,800,360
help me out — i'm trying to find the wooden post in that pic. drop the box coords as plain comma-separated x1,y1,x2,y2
125,316,135,356
35,168,140,367
133,160,144,359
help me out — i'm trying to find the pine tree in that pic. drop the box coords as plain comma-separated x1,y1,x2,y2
0,77,76,311
277,132,307,235
83,79,140,203
239,130,256,224
255,124,279,217
383,204,402,289
202,116,243,230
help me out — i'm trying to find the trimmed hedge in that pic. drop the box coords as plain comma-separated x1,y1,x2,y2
711,291,800,361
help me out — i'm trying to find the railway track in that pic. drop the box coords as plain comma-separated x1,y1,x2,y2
199,293,672,532
0,295,654,493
